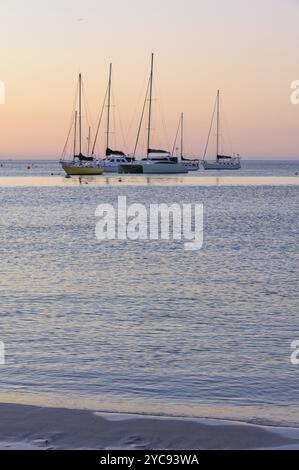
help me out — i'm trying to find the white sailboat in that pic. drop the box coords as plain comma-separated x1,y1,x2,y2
60,74,104,176
92,64,132,173
202,90,241,170
119,54,188,175
172,113,199,171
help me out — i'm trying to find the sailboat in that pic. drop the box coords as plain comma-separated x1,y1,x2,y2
202,90,241,170
93,64,132,173
60,74,104,176
119,54,188,174
172,113,199,171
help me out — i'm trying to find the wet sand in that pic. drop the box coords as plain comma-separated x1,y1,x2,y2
0,403,299,450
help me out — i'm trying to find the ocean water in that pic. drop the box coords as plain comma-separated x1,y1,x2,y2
0,160,299,426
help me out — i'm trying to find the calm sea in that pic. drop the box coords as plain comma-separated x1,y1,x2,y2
0,159,298,426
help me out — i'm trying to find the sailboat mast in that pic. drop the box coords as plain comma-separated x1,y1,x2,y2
79,74,82,155
147,53,154,159
106,63,112,151
73,110,78,157
180,112,184,159
87,126,91,157
216,89,220,157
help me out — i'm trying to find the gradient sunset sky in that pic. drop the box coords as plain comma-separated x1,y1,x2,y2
0,0,299,159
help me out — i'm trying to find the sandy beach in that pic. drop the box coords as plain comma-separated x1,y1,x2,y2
0,403,299,450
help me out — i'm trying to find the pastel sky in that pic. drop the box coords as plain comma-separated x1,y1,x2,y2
0,0,299,159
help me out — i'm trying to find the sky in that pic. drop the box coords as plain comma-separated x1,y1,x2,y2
0,0,299,159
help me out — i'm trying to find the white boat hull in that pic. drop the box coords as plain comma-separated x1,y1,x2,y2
119,160,189,174
202,160,241,170
141,161,188,174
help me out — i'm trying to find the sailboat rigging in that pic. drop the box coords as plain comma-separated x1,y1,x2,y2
119,53,188,174
60,74,104,175
171,113,199,171
202,90,241,170
93,64,131,172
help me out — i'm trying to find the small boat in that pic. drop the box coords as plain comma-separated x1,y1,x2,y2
120,54,188,175
60,74,104,176
202,90,241,171
172,113,199,171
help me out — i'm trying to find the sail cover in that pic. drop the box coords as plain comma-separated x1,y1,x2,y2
182,156,198,161
148,148,169,154
75,153,94,161
106,148,126,157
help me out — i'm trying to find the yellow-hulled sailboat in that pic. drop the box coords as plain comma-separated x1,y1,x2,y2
60,74,104,176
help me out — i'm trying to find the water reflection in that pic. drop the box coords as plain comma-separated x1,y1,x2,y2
0,175,298,187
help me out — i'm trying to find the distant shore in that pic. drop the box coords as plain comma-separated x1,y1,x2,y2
1,403,299,450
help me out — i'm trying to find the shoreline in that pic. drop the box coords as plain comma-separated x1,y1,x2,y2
1,402,299,450
0,392,299,429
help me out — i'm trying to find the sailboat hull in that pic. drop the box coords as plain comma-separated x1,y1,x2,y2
202,160,241,170
142,162,189,174
61,163,104,176
119,161,188,174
